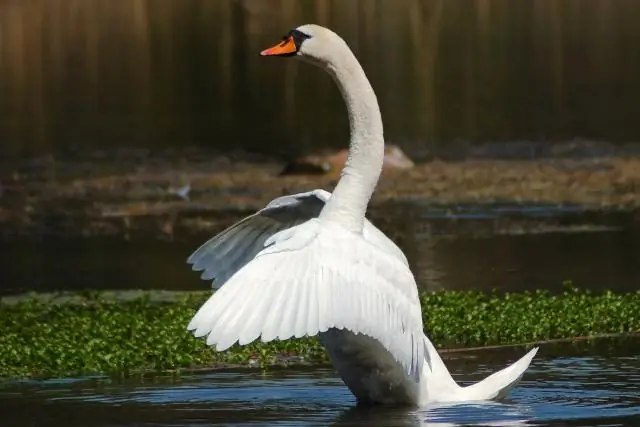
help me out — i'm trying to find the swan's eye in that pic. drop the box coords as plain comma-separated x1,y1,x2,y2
260,29,310,57
289,30,312,50
291,30,312,41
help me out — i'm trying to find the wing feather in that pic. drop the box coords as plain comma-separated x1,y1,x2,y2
188,219,425,381
187,189,408,290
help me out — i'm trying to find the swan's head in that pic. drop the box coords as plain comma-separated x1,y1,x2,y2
259,24,348,66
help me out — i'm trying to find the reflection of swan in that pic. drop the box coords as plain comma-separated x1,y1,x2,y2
186,24,536,406
331,402,534,427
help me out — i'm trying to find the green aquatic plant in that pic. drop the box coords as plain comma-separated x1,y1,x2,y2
0,288,638,379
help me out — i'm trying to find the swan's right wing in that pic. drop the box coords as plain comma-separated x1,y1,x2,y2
188,189,408,289
187,218,425,382
187,190,329,289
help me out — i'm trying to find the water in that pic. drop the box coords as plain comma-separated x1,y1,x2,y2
2,0,640,160
1,340,638,426
1,203,638,297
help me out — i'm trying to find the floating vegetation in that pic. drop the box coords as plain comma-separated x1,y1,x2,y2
0,288,638,379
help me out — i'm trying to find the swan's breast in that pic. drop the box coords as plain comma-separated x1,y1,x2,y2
318,328,420,406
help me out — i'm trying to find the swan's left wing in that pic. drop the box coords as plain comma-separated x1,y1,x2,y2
187,189,408,289
187,219,425,382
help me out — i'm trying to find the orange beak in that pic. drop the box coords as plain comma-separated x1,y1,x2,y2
260,35,297,56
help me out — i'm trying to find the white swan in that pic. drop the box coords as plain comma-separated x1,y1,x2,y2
186,24,537,407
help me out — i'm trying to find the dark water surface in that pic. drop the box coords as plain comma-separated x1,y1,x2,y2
2,203,639,296
1,339,638,426
2,0,640,160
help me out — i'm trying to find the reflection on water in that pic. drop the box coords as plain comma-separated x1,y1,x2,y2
1,339,639,426
2,0,640,159
1,204,638,296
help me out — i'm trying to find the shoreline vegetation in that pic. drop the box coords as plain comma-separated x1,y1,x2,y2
1,288,638,380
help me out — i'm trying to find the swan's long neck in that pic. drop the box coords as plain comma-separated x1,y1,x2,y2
317,47,385,233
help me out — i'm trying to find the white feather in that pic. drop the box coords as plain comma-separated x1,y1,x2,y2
187,22,537,406
187,190,408,291
188,219,425,381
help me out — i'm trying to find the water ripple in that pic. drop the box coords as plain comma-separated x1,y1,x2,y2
1,341,639,426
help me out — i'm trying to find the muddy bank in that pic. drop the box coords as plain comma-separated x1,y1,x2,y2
2,146,640,238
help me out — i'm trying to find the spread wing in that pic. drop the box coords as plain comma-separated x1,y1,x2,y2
187,219,425,381
187,189,408,289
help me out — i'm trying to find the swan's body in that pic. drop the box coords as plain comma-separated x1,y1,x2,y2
187,24,537,407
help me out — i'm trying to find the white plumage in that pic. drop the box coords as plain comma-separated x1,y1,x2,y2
187,24,537,407
189,216,424,381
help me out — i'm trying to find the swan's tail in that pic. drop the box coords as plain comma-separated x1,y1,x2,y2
420,335,538,404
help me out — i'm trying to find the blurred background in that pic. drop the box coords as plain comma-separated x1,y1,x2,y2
1,0,639,297
2,0,640,158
